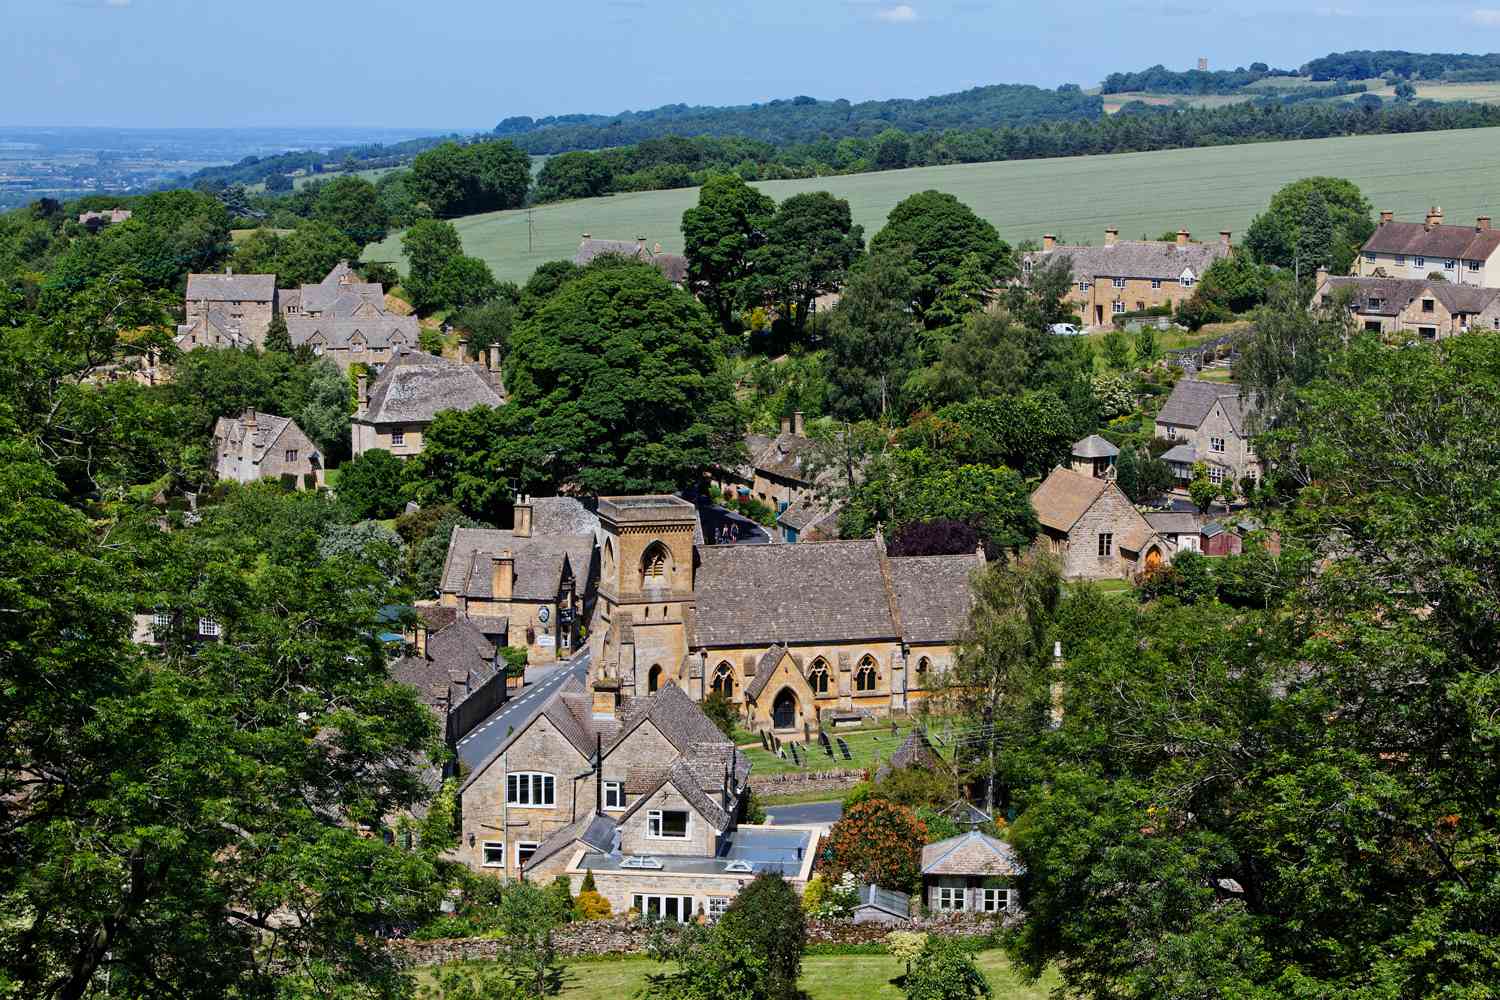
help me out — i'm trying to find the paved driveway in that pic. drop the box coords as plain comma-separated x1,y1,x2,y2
764,800,843,827
455,648,589,770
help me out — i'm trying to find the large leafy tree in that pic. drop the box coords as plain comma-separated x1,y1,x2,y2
314,175,390,246
903,390,1080,480
1243,176,1374,275
410,140,531,218
410,260,741,511
868,190,1011,324
824,247,923,421
713,873,807,999
681,173,776,333
401,219,464,312
751,191,864,335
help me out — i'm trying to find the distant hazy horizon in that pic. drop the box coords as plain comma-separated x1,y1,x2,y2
9,0,1500,129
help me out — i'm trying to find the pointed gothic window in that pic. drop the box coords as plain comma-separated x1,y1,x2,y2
855,656,878,693
808,658,830,695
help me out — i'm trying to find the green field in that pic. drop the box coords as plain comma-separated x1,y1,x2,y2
419,950,1056,1000
364,126,1500,287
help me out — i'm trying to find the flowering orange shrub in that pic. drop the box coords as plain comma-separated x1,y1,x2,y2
823,799,928,893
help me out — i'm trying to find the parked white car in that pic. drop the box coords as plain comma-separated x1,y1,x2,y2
1050,323,1081,336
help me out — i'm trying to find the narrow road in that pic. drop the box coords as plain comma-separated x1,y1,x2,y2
455,648,590,770
765,800,844,827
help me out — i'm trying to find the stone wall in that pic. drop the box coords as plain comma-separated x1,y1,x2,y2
749,768,865,796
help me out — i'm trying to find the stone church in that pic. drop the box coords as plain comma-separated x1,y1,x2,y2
588,495,984,733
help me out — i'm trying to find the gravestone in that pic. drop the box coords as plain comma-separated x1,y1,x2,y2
836,737,852,761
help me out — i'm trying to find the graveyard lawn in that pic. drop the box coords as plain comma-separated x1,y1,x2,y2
741,721,959,776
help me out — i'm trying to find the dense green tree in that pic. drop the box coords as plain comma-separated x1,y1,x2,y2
452,298,514,361
1114,443,1175,502
468,140,533,212
335,448,407,520
396,504,493,596
1244,176,1374,275
402,219,464,312
314,174,390,245
751,191,864,335
823,800,929,893
535,150,614,202
1236,280,1355,446
904,391,1079,480
1099,329,1132,370
430,254,500,310
299,356,353,460
903,937,992,1000
1296,187,1335,273
681,173,776,332
643,923,770,1000
263,312,291,353
713,873,807,999
234,220,359,286
904,310,1030,409
1190,252,1275,315
923,251,995,333
410,261,740,511
868,190,1011,323
824,247,922,420
318,519,404,584
410,142,528,218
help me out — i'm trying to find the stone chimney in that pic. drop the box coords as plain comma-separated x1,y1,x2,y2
457,336,469,362
654,242,663,255
1315,266,1329,287
408,620,429,659
636,235,647,255
514,495,533,538
1479,216,1492,232
1219,230,1232,248
356,375,368,409
793,411,805,436
491,549,514,602
1176,229,1190,247
487,344,501,373
244,408,257,431
1042,234,1056,252
1379,210,1393,225
592,678,621,720
780,415,792,435
1104,226,1119,247
1426,206,1444,228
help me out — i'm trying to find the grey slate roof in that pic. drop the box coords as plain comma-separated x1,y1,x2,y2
889,553,983,644
615,756,735,832
693,540,901,647
528,812,617,869
614,682,733,757
212,410,299,460
462,540,583,602
1145,511,1202,535
921,830,1023,876
356,348,504,425
1160,442,1199,465
1071,434,1119,459
287,314,419,351
776,500,839,537
855,884,911,920
390,616,500,716
1363,219,1500,261
574,237,688,284
1156,378,1249,436
439,506,598,600
1320,275,1500,316
1030,466,1111,534
1028,238,1228,282
186,272,276,302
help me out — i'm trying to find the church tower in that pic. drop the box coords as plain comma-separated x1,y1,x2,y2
589,496,700,699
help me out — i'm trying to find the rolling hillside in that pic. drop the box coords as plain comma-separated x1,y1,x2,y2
364,125,1500,287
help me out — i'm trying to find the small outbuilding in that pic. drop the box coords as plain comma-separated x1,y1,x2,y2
1069,434,1119,479
852,884,912,924
921,830,1023,916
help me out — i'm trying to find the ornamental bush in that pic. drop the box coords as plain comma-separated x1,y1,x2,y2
714,872,806,999
823,799,928,894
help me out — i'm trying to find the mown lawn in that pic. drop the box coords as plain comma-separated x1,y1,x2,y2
417,950,1056,1000
740,720,946,776
365,126,1500,286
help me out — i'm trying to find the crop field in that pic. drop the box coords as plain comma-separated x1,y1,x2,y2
364,126,1500,287
1101,92,1252,113
1350,80,1500,105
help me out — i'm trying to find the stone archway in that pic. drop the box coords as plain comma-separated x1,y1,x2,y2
772,687,798,730
1144,545,1164,572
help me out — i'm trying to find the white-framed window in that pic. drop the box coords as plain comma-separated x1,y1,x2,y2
1468,259,1482,271
391,430,405,446
1209,467,1226,485
152,610,170,627
1165,425,1178,441
707,896,732,919
603,781,625,810
1364,252,1377,262
1445,258,1456,270
1112,301,1125,314
1210,436,1225,453
633,894,695,923
1415,256,1426,268
1021,259,1033,275
979,888,1010,913
1097,532,1113,557
1396,255,1407,265
197,617,221,637
482,841,505,867
1150,278,1162,289
312,344,324,356
647,809,690,839
1181,276,1195,288
936,886,967,912
1111,277,1125,289
285,449,298,463
506,772,556,807
515,841,539,868
1078,280,1090,291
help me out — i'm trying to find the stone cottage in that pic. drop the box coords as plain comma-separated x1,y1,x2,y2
211,410,322,488
282,261,422,372
921,830,1023,915
1154,378,1261,492
1030,466,1166,579
390,606,509,746
351,348,505,459
1315,272,1500,338
182,271,277,348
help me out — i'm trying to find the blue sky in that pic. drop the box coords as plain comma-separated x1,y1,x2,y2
8,0,1500,128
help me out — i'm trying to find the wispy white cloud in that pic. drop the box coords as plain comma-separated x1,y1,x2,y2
1473,7,1500,24
874,4,918,22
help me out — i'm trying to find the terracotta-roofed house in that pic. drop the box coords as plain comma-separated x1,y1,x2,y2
1022,227,1232,329
921,830,1023,915
1357,207,1500,287
1153,378,1261,491
1031,466,1166,579
351,347,505,459
211,409,323,488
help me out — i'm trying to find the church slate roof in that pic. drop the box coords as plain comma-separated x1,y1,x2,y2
356,348,504,425
693,540,901,647
889,553,983,645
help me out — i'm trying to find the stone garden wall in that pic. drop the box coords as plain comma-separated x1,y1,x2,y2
749,768,865,796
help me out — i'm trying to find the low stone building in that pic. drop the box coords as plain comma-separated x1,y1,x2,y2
1315,272,1500,338
211,409,323,488
921,830,1023,916
182,271,277,348
390,606,509,745
1022,228,1231,329
351,348,505,459
1154,378,1260,492
1031,466,1166,579
709,413,846,542
436,497,599,663
78,208,132,228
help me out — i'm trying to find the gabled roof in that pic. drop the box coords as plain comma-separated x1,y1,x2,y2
855,884,911,919
574,238,687,284
462,541,584,602
1144,511,1201,535
212,410,299,460
1363,219,1500,261
1156,379,1249,437
1028,238,1228,282
439,506,598,600
186,272,275,302
693,540,901,647
921,830,1023,877
355,348,504,425
745,645,795,700
528,811,617,870
776,500,839,536
389,616,500,716
613,682,732,757
614,756,735,833
1320,274,1500,316
889,553,984,645
1071,434,1119,459
287,314,419,350
1030,467,1111,534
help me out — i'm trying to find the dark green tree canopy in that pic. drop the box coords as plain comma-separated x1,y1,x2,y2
825,247,923,421
751,191,865,334
1243,176,1374,274
313,174,390,246
681,173,776,332
410,140,531,218
868,190,1011,322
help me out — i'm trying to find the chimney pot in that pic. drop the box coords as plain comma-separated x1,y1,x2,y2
1379,210,1393,225
1426,206,1443,228
1479,216,1492,231
1315,266,1329,286
1104,227,1119,247
780,415,791,435
514,495,533,538
793,410,805,436
1219,230,1232,247
1042,233,1056,252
